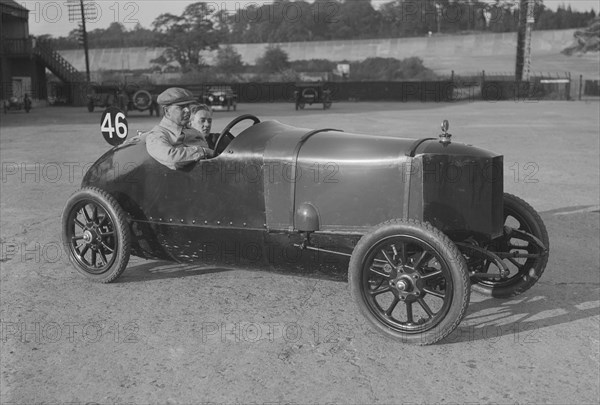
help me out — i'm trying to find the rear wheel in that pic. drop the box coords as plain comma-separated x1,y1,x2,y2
349,219,470,345
61,187,131,283
471,193,549,298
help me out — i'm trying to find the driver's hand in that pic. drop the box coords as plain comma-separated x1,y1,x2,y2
203,148,215,159
196,146,215,160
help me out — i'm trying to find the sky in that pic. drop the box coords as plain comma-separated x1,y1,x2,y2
23,0,599,38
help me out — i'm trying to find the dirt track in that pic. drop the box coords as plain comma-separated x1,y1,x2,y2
1,100,599,404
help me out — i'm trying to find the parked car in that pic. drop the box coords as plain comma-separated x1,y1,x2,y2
121,85,160,116
87,84,160,115
61,116,549,344
3,94,32,113
202,85,237,111
87,84,118,112
294,82,332,110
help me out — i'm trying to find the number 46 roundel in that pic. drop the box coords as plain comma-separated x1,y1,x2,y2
101,107,128,146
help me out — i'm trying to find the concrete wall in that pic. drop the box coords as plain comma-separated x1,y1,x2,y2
58,29,591,77
58,47,168,72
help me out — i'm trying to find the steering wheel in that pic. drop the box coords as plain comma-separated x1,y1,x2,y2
213,114,261,156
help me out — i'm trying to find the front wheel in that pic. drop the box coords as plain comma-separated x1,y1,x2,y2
61,187,131,283
471,193,549,298
349,219,470,345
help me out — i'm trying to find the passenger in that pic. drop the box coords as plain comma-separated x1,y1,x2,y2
146,87,213,170
185,103,231,152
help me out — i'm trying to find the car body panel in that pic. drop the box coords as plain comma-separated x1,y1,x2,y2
82,118,504,264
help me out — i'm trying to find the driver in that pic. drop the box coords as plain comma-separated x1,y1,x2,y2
146,87,214,170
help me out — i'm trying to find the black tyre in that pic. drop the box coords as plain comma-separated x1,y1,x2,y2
133,90,152,111
471,193,549,298
61,187,131,283
349,219,470,345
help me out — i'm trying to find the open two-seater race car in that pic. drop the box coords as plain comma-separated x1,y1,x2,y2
61,114,549,344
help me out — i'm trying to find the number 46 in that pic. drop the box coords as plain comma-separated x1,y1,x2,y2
101,112,127,139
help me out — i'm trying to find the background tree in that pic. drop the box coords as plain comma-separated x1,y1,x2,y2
151,2,225,71
562,16,600,55
42,0,597,49
256,45,290,72
328,0,380,39
215,45,244,74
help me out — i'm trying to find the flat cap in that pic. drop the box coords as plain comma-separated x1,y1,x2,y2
157,87,197,106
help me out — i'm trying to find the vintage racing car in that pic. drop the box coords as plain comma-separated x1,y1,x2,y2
294,82,332,110
3,94,32,113
61,114,549,344
202,85,237,111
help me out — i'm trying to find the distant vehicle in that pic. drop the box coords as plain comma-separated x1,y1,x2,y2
48,95,68,106
87,84,118,113
294,82,332,110
87,84,160,116
3,94,32,114
202,85,237,111
121,85,160,116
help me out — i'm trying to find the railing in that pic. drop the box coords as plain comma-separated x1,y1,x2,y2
34,39,85,84
2,37,84,84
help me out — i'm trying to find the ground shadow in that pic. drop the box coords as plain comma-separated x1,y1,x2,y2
115,260,233,283
440,284,600,344
116,259,348,284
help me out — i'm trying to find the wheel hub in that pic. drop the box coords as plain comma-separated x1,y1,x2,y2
389,264,423,300
83,230,94,243
82,225,104,249
396,279,410,291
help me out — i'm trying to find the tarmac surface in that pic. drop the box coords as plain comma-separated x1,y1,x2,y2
1,100,599,404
